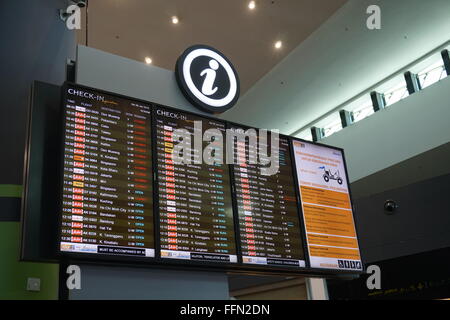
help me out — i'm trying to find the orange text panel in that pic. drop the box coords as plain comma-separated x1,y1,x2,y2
300,186,351,209
303,204,356,237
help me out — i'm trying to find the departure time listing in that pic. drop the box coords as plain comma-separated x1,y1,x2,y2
60,86,155,258
231,128,306,267
155,107,238,263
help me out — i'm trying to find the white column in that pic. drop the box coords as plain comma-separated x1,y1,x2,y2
306,278,329,300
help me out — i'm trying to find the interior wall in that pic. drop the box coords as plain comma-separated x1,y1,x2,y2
69,265,229,300
0,223,58,300
0,0,76,185
231,279,307,300
0,0,76,299
350,142,450,200
356,173,450,263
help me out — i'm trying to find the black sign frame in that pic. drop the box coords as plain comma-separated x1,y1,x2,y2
290,137,365,273
175,45,240,114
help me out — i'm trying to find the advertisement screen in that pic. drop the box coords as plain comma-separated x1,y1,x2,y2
154,106,238,263
59,85,155,258
230,127,306,267
292,140,362,271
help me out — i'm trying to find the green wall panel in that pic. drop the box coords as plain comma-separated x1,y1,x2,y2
0,222,59,300
0,185,22,198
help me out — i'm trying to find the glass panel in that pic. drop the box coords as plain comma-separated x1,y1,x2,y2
418,60,446,89
351,102,374,122
383,81,409,107
322,116,343,138
296,129,313,142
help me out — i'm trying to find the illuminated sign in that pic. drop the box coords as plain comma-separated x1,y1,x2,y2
175,45,240,113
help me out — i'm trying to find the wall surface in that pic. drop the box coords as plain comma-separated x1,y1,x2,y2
0,0,76,184
231,279,307,300
0,223,59,300
0,0,76,300
69,266,229,300
354,173,450,263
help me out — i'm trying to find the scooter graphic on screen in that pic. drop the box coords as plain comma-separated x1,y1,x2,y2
319,166,343,185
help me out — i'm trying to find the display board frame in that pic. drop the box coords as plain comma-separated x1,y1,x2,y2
20,81,62,263
290,137,365,273
48,81,364,277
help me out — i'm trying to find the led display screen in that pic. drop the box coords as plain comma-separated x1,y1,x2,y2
292,140,362,271
154,106,238,263
59,85,155,258
229,127,306,267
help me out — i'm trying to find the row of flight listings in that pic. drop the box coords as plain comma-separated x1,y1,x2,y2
59,84,363,272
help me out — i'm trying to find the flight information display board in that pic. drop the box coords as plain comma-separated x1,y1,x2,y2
292,140,362,271
59,85,155,258
154,106,238,263
53,83,363,274
230,127,306,267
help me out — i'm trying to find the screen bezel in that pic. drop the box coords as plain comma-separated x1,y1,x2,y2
55,81,364,276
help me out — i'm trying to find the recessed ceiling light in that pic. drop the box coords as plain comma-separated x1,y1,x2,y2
145,57,152,64
248,1,256,10
172,16,179,24
274,40,282,49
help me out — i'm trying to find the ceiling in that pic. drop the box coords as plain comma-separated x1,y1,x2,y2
76,0,347,94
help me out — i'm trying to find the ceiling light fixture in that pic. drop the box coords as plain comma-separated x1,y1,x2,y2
145,57,152,64
172,16,179,24
274,40,282,49
248,1,256,10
